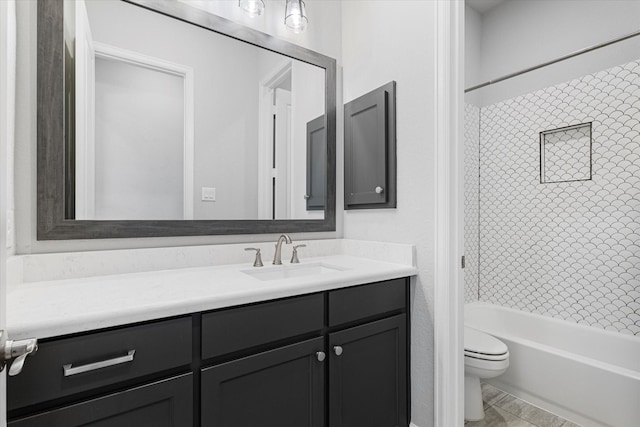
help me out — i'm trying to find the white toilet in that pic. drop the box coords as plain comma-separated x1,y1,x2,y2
464,327,509,421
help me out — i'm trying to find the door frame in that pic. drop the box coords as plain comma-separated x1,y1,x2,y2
76,42,195,220
0,0,16,425
433,1,464,426
257,60,293,219
73,0,95,220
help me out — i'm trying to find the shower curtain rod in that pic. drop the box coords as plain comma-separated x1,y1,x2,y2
465,29,640,93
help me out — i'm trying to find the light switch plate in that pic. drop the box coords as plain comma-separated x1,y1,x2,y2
201,187,216,202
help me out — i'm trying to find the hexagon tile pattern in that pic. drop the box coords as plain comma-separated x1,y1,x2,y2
464,103,480,303
478,59,640,335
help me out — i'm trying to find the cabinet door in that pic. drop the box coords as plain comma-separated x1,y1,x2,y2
306,115,326,210
329,314,407,427
201,337,325,427
344,81,396,209
8,374,192,427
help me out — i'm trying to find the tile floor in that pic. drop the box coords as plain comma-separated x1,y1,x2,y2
464,383,582,427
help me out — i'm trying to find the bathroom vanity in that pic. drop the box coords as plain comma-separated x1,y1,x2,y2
8,279,409,426
5,243,416,427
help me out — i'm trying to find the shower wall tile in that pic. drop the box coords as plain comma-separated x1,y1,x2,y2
464,103,480,303
479,59,640,335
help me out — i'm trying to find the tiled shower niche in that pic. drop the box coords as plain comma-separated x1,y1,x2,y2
464,59,640,335
540,122,592,183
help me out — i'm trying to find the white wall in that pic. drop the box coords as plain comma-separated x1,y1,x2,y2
464,5,482,89
467,0,640,106
341,2,437,425
14,0,342,254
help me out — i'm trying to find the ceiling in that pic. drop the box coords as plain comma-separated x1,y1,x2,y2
466,0,508,15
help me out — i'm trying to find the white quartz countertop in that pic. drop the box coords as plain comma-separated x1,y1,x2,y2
7,254,416,340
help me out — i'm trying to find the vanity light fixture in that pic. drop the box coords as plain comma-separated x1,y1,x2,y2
284,0,308,33
239,0,308,32
238,0,265,17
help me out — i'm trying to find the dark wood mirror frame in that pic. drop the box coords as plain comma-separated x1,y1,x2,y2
37,0,336,240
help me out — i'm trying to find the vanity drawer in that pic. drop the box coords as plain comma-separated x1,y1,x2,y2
8,317,192,411
202,293,324,359
328,279,406,326
9,373,193,427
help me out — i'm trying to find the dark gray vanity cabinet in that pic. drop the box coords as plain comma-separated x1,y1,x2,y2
7,278,410,427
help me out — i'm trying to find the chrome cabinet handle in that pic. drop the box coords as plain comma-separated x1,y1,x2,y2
375,186,384,194
316,351,326,362
304,194,311,200
63,350,136,377
333,346,343,356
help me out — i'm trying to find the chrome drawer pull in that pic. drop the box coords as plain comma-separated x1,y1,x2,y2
63,350,136,377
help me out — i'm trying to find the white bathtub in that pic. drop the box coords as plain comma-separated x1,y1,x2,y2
465,302,640,427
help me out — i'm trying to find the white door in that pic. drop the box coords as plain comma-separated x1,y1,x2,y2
273,88,292,219
0,1,15,424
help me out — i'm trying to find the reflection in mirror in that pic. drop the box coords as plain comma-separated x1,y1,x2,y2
64,0,326,221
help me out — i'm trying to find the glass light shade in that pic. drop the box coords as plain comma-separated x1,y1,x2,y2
284,0,308,33
239,0,265,17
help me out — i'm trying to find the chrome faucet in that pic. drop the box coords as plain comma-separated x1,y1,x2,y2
273,234,292,265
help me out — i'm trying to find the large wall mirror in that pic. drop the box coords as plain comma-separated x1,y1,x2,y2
38,0,336,239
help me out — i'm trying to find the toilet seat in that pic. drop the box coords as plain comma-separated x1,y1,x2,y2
464,327,508,361
464,351,508,361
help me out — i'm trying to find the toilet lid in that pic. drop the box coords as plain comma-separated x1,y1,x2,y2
464,327,508,357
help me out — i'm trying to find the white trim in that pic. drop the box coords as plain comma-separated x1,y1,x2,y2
0,1,15,425
257,60,293,219
74,0,96,219
91,42,195,220
434,1,465,426
273,88,292,219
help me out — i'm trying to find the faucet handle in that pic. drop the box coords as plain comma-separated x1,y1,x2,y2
290,244,307,264
244,248,264,267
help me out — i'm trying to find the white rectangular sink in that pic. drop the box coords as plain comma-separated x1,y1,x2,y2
242,263,346,281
